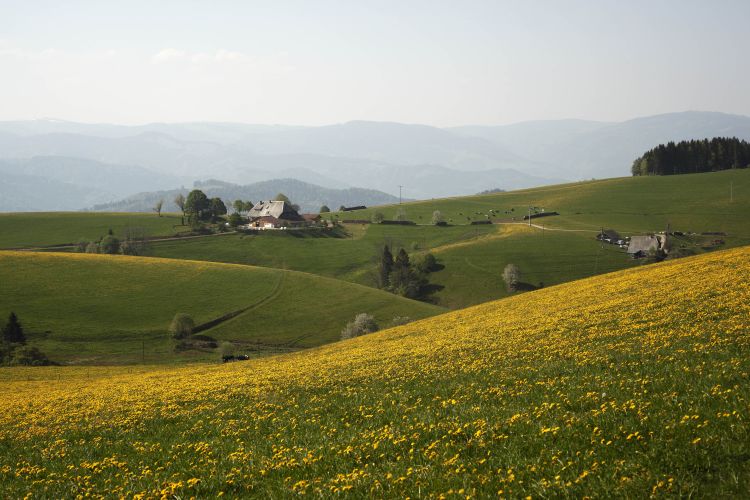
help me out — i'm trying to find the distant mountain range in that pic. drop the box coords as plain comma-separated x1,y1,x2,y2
0,157,185,211
1,111,749,211
450,111,750,179
88,178,401,214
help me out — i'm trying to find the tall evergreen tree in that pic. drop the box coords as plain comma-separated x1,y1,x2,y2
378,245,394,289
2,312,26,344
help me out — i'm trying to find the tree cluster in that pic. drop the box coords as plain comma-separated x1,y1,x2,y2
632,137,750,176
376,246,440,300
76,227,149,256
232,199,254,215
185,190,227,225
1,312,54,366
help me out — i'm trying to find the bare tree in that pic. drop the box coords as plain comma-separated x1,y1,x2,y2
153,199,164,217
174,193,186,225
502,264,521,292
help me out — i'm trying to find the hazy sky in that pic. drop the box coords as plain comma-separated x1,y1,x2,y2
1,0,749,126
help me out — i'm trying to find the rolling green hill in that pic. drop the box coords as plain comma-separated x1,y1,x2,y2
0,251,443,364
149,170,750,308
0,212,185,248
339,169,750,235
4,170,749,310
1,247,748,497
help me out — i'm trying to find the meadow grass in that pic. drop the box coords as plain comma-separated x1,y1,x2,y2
0,251,443,364
150,223,496,284
339,169,750,235
0,247,747,497
0,212,184,248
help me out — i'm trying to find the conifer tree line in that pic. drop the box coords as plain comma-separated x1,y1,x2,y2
632,137,750,176
376,245,440,301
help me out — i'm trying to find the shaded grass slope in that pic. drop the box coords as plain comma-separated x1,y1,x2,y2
0,247,748,496
0,251,443,364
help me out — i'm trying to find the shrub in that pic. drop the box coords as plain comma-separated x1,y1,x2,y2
10,346,55,366
169,313,195,339
341,313,379,340
372,212,385,224
431,210,444,225
85,241,99,254
414,253,439,273
228,212,243,227
99,235,120,254
75,239,88,253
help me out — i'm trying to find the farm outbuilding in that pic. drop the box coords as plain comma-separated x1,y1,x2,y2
627,235,664,258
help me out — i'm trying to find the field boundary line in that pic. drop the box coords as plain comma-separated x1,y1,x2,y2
192,270,287,334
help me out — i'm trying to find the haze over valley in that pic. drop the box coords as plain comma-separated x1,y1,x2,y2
2,110,750,211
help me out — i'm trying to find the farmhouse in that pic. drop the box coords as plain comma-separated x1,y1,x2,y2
248,200,303,221
244,200,305,229
627,234,664,258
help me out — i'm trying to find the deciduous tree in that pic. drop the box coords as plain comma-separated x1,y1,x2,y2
174,193,186,225
169,313,195,339
153,199,164,217
185,190,209,223
502,263,521,292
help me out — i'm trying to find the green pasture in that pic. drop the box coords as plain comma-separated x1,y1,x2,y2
0,252,442,364
338,169,750,236
0,212,184,248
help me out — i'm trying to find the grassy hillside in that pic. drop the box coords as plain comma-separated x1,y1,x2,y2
149,170,750,308
1,247,747,497
151,223,496,283
0,252,443,364
0,212,184,248
340,169,750,235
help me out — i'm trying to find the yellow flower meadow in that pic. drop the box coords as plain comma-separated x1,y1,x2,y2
0,247,748,497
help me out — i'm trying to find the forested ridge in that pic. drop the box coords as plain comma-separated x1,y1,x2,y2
632,137,750,176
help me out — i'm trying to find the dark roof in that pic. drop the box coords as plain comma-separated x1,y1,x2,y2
301,213,321,221
600,228,622,240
